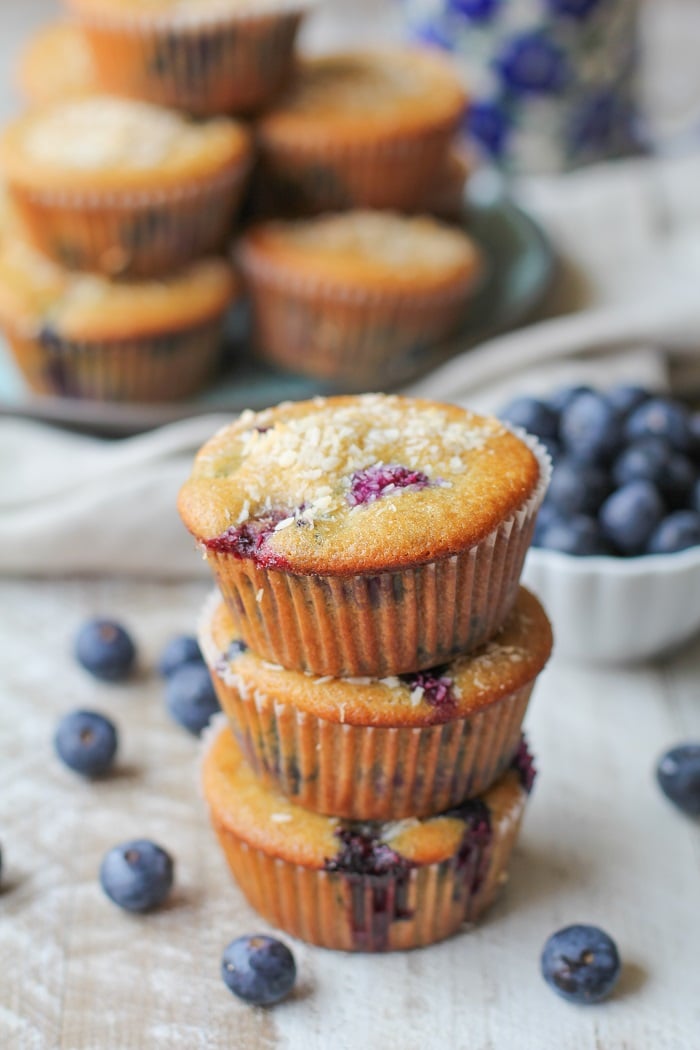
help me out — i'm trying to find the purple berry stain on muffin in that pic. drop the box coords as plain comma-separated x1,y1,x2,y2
401,667,456,708
445,798,492,899
205,509,292,568
325,827,414,951
348,463,432,506
512,736,537,794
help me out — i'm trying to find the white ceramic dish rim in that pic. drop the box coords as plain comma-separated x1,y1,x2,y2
527,542,700,578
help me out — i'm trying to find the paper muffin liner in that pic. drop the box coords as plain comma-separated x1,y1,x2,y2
9,164,249,278
203,434,551,677
209,785,526,952
258,121,462,215
72,5,311,116
210,665,535,820
239,247,481,388
3,316,226,402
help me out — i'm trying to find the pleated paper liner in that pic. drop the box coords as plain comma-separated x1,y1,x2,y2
238,236,482,388
66,0,315,116
204,724,533,952
3,316,226,401
202,432,551,678
9,164,250,279
257,122,462,215
200,586,551,820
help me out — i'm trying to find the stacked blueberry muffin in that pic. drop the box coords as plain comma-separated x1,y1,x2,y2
179,392,553,951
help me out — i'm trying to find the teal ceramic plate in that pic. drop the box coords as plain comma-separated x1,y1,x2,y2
0,194,554,436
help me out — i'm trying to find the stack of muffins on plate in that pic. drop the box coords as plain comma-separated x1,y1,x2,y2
1,1,483,401
0,0,321,401
179,392,553,952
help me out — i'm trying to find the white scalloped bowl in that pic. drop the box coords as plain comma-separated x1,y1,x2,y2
522,543,700,663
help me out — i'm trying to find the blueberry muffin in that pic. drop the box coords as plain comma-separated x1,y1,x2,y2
66,0,317,116
200,586,552,819
257,49,467,214
0,238,237,400
237,210,482,387
178,394,549,676
0,96,251,277
204,724,536,951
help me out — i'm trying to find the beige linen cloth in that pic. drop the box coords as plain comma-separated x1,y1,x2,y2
3,152,700,578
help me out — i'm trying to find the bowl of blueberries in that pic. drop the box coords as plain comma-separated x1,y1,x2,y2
500,384,700,663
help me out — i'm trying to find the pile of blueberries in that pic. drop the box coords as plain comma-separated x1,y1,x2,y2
500,386,700,556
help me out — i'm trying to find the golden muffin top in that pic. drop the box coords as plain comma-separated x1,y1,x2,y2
259,50,467,145
202,586,552,727
204,724,528,869
239,211,481,293
178,394,544,575
0,96,251,192
16,23,96,106
0,238,237,340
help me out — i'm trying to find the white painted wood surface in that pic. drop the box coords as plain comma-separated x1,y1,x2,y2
1,576,699,1050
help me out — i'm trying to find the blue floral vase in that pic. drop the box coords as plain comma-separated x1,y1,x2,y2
401,0,643,172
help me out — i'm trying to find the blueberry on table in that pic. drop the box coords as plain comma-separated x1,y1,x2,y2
624,397,692,452
165,663,220,736
221,935,296,1006
158,635,204,678
656,743,700,816
538,515,607,556
100,839,174,912
647,510,700,554
599,480,665,555
54,710,118,777
560,392,622,464
541,924,621,1004
74,619,136,682
547,458,610,518
499,395,559,441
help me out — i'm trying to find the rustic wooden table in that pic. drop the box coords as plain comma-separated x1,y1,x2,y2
1,576,699,1050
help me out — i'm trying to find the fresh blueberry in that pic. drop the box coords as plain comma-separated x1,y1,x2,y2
533,502,561,546
625,398,692,452
661,453,697,507
541,924,621,1004
688,413,700,457
647,511,700,554
74,619,136,682
656,743,700,816
158,635,204,678
499,396,559,441
693,477,700,513
611,437,671,488
560,392,622,464
54,710,118,777
466,99,511,158
100,839,174,912
165,663,220,736
546,384,592,415
221,935,296,1006
605,384,650,417
599,481,665,555
538,515,607,555
547,458,610,517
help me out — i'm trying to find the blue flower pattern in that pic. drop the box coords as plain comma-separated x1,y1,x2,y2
400,0,640,171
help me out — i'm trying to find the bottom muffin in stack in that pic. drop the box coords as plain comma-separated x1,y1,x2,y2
204,724,536,952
